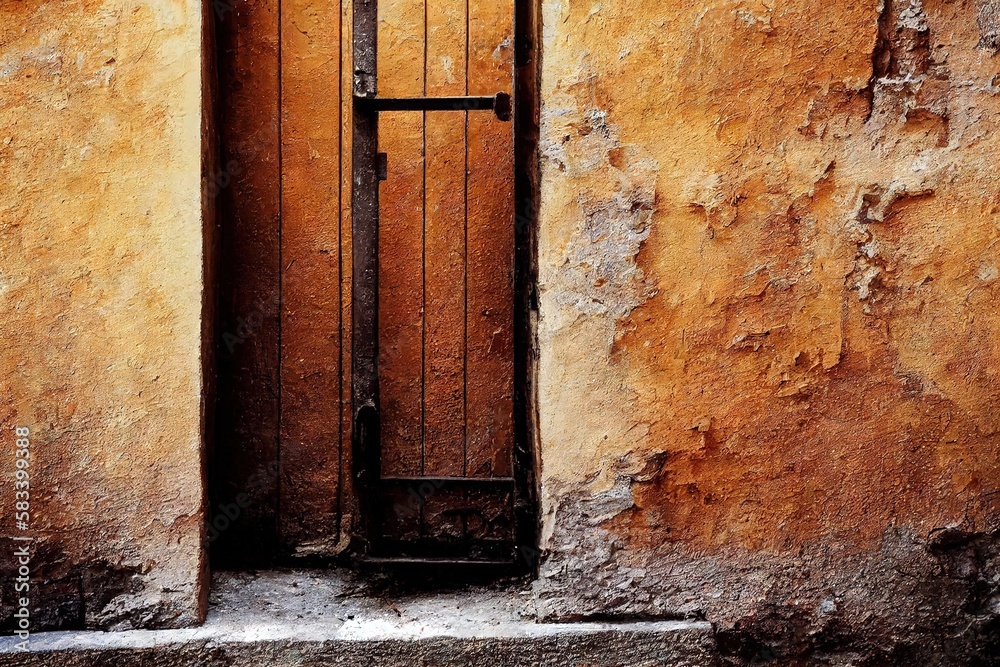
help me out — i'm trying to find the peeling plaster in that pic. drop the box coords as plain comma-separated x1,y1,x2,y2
535,0,1000,661
0,0,207,631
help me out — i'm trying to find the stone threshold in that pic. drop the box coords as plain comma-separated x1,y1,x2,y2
0,569,715,666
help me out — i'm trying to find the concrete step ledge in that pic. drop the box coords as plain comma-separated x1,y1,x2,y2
0,570,715,666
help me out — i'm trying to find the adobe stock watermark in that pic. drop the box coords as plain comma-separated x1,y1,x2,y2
391,478,450,519
221,294,280,356
206,459,279,544
204,158,244,201
10,426,33,651
212,0,236,20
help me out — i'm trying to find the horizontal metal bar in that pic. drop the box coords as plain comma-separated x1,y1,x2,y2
356,92,512,121
359,95,493,111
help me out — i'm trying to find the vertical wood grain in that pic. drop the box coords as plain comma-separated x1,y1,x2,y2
377,0,426,477
465,0,515,477
339,0,357,542
213,0,282,565
422,0,468,477
279,0,343,552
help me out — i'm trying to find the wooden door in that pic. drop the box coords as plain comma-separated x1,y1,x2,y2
213,0,350,565
213,0,532,569
352,0,520,564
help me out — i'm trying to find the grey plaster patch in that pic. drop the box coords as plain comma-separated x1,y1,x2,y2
979,0,1000,51
557,187,656,321
542,105,660,341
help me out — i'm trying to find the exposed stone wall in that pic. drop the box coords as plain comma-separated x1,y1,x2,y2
0,0,208,630
534,0,1000,662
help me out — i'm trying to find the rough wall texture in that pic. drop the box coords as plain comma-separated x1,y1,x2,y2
534,0,1000,663
0,0,208,630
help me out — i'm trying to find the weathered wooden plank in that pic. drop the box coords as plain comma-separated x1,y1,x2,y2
465,0,515,477
279,0,343,553
422,0,468,477
466,486,514,541
341,0,358,542
421,485,467,541
377,0,427,477
213,0,282,565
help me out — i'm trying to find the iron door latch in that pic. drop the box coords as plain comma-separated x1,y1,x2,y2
355,92,512,122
